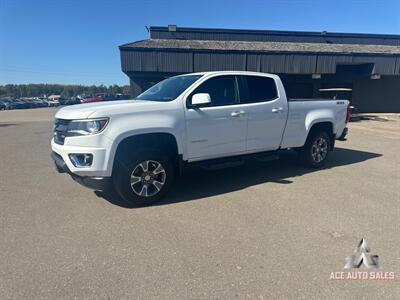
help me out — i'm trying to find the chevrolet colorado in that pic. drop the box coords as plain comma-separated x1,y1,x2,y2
51,71,349,206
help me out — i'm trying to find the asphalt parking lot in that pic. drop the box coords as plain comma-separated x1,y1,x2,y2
0,108,399,299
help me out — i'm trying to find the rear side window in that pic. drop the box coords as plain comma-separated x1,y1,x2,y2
240,76,278,103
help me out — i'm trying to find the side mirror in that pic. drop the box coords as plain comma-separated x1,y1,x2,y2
190,93,211,107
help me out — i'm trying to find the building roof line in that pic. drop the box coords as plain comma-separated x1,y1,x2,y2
120,39,400,55
149,26,400,40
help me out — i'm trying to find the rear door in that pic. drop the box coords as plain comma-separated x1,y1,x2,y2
185,75,248,160
238,75,288,152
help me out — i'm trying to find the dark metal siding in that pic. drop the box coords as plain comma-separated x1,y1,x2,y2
246,54,261,72
260,54,286,73
121,49,398,76
353,76,400,112
315,55,398,75
246,54,286,73
121,51,157,72
285,55,317,74
316,55,353,73
193,53,246,71
151,30,323,43
395,57,400,75
150,27,400,46
157,52,193,72
352,56,396,75
121,51,192,73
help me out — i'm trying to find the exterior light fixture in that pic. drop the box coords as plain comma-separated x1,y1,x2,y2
312,74,321,79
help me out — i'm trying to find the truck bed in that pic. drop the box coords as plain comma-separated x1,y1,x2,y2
280,99,349,149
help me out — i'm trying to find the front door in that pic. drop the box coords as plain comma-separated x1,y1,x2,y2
185,75,247,161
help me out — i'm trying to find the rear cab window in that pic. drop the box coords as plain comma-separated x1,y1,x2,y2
239,75,278,103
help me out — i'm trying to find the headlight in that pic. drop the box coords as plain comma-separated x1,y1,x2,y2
66,118,109,136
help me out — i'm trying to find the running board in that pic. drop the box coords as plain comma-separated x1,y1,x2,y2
200,158,244,170
254,153,280,162
192,151,280,171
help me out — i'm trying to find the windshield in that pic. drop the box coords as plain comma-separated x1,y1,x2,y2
137,75,202,102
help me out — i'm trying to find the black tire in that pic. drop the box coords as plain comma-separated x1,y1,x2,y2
113,148,175,207
301,130,331,168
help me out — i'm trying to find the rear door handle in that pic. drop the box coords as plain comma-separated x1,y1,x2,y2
231,110,246,117
272,107,284,113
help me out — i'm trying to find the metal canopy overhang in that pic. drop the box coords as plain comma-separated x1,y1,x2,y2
120,46,400,76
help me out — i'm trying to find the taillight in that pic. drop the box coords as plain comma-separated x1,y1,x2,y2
346,105,351,123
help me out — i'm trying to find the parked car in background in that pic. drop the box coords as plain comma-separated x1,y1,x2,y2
12,99,31,109
0,99,16,110
19,98,36,108
22,99,34,108
80,95,107,104
60,98,80,106
45,99,60,107
112,93,131,101
32,98,48,108
48,95,62,102
0,94,130,109
36,97,53,107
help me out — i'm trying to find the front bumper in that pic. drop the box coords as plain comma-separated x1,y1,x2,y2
51,138,111,177
51,151,111,191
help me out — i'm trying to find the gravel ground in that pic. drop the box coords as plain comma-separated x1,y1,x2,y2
0,108,399,299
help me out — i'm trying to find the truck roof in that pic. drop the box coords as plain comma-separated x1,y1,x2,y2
178,71,276,77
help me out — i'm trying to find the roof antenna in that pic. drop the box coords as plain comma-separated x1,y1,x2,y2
145,26,149,33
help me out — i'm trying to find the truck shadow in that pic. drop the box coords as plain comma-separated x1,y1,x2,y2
95,147,381,208
0,123,19,128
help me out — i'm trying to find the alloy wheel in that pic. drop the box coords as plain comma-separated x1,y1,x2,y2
130,160,166,197
311,137,328,163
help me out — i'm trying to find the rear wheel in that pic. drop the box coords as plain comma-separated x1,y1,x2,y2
113,149,174,207
301,130,331,168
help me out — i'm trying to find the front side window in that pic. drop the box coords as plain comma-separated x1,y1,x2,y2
190,76,238,106
240,75,278,103
137,75,202,102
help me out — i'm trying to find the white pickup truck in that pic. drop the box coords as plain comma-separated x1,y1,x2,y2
51,71,349,206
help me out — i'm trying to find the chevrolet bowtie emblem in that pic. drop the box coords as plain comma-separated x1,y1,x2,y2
344,238,379,269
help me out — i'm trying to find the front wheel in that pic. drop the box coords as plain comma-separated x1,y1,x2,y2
113,149,175,207
301,130,331,168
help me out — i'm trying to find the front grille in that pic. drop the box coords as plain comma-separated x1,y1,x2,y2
54,118,70,145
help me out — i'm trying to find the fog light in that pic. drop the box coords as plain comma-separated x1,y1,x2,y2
69,154,93,167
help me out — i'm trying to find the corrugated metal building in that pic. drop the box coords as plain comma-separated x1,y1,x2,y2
119,26,400,112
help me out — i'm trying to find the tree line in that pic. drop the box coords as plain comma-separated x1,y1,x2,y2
0,84,131,98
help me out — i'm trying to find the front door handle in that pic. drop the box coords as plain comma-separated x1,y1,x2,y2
272,107,284,113
231,110,246,117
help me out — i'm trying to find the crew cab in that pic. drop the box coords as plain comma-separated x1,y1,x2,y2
51,71,349,206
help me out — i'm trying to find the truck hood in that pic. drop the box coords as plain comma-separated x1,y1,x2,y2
55,100,172,119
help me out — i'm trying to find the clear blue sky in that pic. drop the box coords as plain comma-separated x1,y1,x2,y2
1,0,399,86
